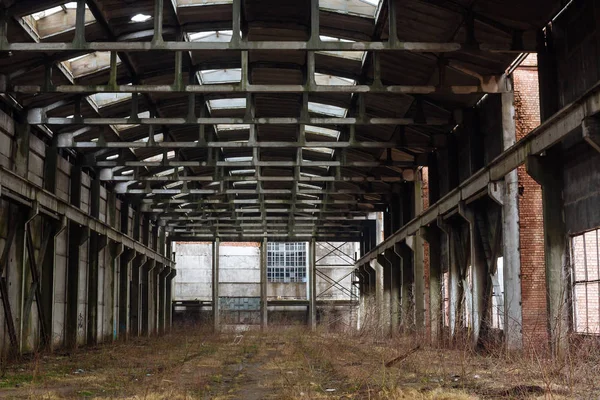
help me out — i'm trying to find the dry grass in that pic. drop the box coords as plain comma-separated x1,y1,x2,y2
0,324,598,399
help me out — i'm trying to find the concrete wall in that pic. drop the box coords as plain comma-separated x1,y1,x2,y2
173,241,359,326
0,109,172,356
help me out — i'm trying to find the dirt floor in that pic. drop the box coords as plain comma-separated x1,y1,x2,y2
0,326,599,399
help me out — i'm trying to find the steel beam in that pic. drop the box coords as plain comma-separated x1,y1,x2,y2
0,41,530,53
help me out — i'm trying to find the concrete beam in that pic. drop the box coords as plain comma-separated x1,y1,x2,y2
355,80,600,267
0,167,173,268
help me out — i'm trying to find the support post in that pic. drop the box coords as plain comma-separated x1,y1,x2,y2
308,239,317,331
458,202,487,347
378,253,393,336
526,151,569,356
501,87,523,351
421,226,443,344
260,238,268,330
395,242,414,331
413,174,426,333
130,254,146,337
166,268,175,331
212,239,220,332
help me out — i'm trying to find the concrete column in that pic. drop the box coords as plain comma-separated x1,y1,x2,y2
66,162,83,349
166,269,175,331
308,239,317,331
395,242,414,331
501,87,524,351
387,249,401,334
371,257,384,333
87,178,100,345
413,174,426,332
526,151,569,356
158,265,168,335
212,239,220,332
421,226,443,344
130,254,146,337
260,238,268,330
458,202,487,347
13,122,29,178
438,218,458,338
377,254,392,336
140,260,154,336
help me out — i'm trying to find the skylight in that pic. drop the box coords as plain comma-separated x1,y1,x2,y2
176,0,233,6
154,168,180,177
216,124,250,132
304,147,335,156
225,156,253,163
188,30,232,43
319,0,382,18
208,98,246,111
315,73,356,86
106,154,119,160
115,111,151,131
305,125,340,139
62,52,121,80
230,169,255,175
319,36,365,61
89,92,131,108
23,2,94,39
131,14,152,23
142,151,175,162
198,69,241,84
308,102,348,117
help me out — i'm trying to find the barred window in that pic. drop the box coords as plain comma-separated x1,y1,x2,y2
267,242,307,283
571,229,600,335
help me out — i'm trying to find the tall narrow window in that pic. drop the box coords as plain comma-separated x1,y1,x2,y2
571,228,600,335
267,242,307,283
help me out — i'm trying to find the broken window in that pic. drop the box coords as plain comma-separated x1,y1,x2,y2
267,242,307,283
571,228,600,335
22,2,95,40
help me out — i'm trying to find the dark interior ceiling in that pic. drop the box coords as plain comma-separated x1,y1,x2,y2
0,0,564,241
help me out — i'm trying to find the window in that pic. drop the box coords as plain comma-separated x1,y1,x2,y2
571,228,600,335
490,257,505,330
267,242,307,283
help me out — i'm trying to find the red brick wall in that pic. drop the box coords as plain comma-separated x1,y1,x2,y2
513,55,548,347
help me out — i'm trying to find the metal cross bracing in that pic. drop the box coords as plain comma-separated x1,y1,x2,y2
0,0,557,241
314,242,359,302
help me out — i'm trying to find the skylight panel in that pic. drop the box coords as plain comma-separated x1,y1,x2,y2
225,156,253,163
188,30,233,43
116,111,151,131
319,36,365,61
63,52,121,80
198,69,241,84
305,125,340,139
154,168,180,177
208,98,246,111
315,73,356,86
216,124,250,132
230,169,256,175
24,2,94,40
142,151,175,162
308,102,347,117
89,92,131,108
305,147,335,156
319,0,382,18
131,14,152,23
176,0,233,6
